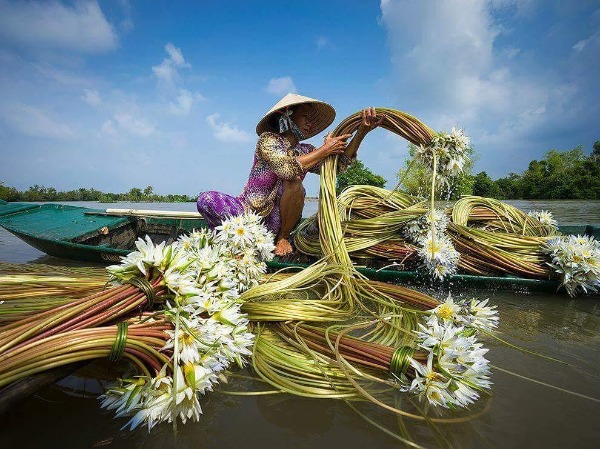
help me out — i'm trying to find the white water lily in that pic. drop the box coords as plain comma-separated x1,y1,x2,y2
432,295,461,322
407,315,493,409
465,298,499,331
409,354,454,408
403,210,459,281
417,127,471,187
417,230,460,281
428,295,499,333
101,212,273,431
544,234,600,296
528,209,558,229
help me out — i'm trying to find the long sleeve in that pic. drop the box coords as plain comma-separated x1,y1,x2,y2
256,132,304,180
298,143,356,175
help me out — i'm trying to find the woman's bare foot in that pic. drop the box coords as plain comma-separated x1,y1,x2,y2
274,237,293,256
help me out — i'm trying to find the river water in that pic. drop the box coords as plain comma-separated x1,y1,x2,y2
1,200,600,448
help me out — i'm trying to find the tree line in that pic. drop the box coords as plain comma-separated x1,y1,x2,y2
0,184,196,203
397,141,600,200
472,141,600,199
3,140,599,203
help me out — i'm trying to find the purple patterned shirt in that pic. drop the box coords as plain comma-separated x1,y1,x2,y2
237,132,353,217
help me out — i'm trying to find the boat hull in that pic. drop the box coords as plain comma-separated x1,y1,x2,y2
2,201,599,292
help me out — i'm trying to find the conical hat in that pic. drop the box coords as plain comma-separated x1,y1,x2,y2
256,93,336,139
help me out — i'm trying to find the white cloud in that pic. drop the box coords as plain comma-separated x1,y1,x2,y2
101,119,117,136
165,43,186,66
114,113,155,137
316,36,334,49
168,89,206,115
101,112,155,137
265,77,297,96
152,42,190,85
206,113,253,143
1,103,74,139
33,63,95,87
0,0,117,53
573,31,600,53
379,0,560,176
81,89,101,107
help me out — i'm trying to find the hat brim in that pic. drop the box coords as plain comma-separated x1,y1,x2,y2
256,97,336,140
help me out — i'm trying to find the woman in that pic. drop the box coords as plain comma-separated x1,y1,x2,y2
197,93,381,256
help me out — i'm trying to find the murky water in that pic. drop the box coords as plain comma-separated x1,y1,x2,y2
1,201,600,448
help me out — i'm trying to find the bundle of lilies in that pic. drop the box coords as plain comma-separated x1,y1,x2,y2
268,293,496,410
0,214,272,430
291,111,600,296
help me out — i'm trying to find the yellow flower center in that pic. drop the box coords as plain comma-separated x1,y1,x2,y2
426,370,438,382
437,303,455,320
181,332,195,346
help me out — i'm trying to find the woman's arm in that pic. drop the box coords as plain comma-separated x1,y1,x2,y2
295,108,382,172
296,133,352,171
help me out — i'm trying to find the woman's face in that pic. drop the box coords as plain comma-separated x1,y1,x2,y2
292,105,312,136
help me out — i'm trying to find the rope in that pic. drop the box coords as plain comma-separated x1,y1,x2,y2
126,276,156,310
389,346,415,376
108,322,129,362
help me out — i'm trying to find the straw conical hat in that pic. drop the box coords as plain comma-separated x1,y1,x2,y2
256,93,336,139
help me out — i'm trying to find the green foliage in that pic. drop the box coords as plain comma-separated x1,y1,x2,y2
0,184,196,203
336,160,386,194
472,172,500,198
593,140,600,159
395,140,600,200
512,146,600,199
470,143,600,199
396,144,476,200
0,181,20,201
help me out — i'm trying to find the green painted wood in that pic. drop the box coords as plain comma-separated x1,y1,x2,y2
0,202,38,217
0,203,130,240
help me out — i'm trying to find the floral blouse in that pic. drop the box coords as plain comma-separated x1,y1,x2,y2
238,132,354,217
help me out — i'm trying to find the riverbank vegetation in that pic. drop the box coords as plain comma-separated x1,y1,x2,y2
2,141,599,202
0,184,195,203
336,159,386,194
472,143,600,199
397,141,600,200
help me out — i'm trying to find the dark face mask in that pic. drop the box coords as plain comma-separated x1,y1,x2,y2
278,109,305,141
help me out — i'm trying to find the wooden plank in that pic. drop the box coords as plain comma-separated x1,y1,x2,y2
89,208,202,219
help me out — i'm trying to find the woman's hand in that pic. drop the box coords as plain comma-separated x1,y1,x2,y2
321,133,352,157
358,107,383,134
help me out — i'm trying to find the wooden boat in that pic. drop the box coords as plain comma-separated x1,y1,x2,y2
2,200,600,292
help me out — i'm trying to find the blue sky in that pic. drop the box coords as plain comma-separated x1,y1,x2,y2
0,0,598,197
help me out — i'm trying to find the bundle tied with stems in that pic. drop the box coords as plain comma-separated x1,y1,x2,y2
0,213,275,431
292,116,600,296
246,108,497,413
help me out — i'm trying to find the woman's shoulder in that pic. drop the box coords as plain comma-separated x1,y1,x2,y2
258,131,283,141
257,131,285,149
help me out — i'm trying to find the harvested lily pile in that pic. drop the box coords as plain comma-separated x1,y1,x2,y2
244,109,497,423
292,124,600,296
0,108,499,435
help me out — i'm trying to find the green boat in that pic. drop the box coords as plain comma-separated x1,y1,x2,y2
2,200,600,292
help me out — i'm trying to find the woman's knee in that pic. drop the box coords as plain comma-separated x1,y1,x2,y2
196,191,214,214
